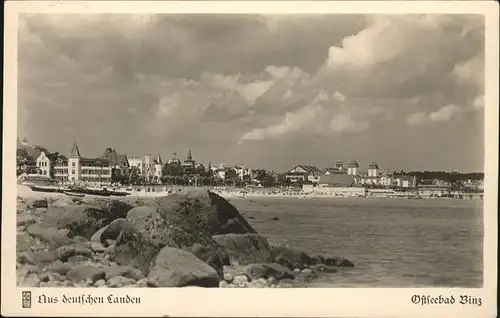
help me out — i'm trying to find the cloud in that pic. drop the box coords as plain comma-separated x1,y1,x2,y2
329,112,371,133
405,104,462,125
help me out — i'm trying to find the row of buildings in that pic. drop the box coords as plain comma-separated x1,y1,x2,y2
19,137,484,193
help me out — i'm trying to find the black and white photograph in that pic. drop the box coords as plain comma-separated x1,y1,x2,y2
2,1,498,317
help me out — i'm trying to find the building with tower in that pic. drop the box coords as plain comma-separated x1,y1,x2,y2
36,152,52,177
182,147,196,169
368,162,379,177
335,160,344,172
347,160,359,176
54,141,112,184
129,152,164,183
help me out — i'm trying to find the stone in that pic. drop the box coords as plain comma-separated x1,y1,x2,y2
325,257,355,267
112,190,256,276
219,280,229,288
185,243,229,278
17,233,33,253
94,279,106,287
212,233,273,266
244,263,294,281
26,224,72,248
90,242,106,253
223,273,233,283
107,276,136,288
104,265,145,281
146,247,219,288
90,218,127,244
67,255,91,265
46,260,73,276
72,235,89,244
311,264,338,273
27,250,59,266
66,264,105,283
31,199,48,209
233,275,249,285
135,278,148,287
250,278,268,288
17,252,35,265
17,214,37,227
271,245,314,270
55,244,93,262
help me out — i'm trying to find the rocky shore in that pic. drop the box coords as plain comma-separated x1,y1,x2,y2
16,190,354,288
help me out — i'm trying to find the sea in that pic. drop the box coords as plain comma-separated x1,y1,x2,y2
230,197,484,288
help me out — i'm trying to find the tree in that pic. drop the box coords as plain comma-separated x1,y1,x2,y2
128,166,141,185
16,148,35,175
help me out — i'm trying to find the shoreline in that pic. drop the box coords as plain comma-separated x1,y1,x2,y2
16,185,482,201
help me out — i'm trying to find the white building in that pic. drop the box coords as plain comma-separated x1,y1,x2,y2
128,153,163,183
347,160,359,176
368,162,379,177
56,141,112,184
379,174,394,187
36,151,52,178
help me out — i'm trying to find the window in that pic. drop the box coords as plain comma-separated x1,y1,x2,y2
72,170,75,174
72,162,76,167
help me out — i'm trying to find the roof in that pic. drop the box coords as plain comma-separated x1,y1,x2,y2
347,160,359,168
368,161,379,169
154,153,163,165
324,168,344,174
79,157,110,166
69,141,81,158
288,165,323,175
318,174,355,186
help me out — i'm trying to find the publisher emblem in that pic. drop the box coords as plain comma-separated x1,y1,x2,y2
22,291,31,308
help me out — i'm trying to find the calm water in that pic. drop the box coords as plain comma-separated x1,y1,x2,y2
230,197,483,287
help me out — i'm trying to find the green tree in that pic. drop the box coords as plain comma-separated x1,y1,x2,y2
128,166,141,185
16,148,34,175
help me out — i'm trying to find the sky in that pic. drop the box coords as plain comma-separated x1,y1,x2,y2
18,14,485,173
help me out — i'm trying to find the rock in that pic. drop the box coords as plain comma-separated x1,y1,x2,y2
17,214,37,227
17,252,35,265
311,264,338,273
67,255,91,264
185,243,229,278
112,190,256,275
135,278,148,287
66,264,105,283
233,275,249,285
243,263,294,280
212,234,273,266
250,278,268,288
90,218,127,244
55,244,93,262
267,276,278,285
72,235,89,244
146,247,219,288
40,200,133,240
272,217,279,221
223,273,233,283
90,242,106,253
46,260,73,275
271,245,313,270
17,233,33,253
26,224,72,248
104,265,144,281
107,276,136,287
325,257,355,267
31,199,48,209
27,250,59,266
219,280,229,288
94,279,106,287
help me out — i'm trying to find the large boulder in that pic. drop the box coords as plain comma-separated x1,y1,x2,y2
26,224,72,248
112,190,256,275
212,234,273,266
146,247,219,287
39,200,133,239
90,218,126,244
185,243,230,278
